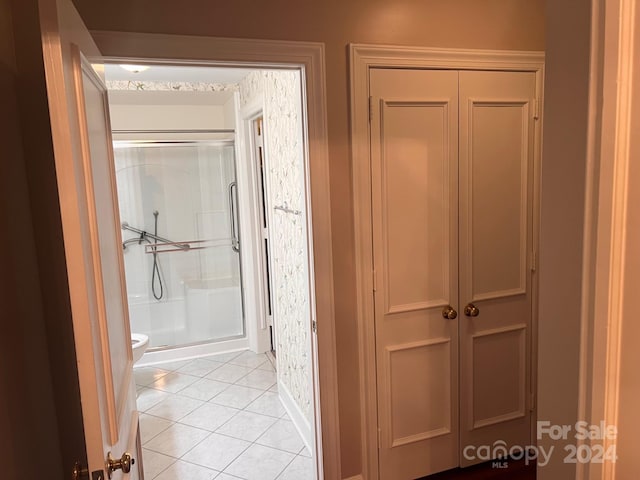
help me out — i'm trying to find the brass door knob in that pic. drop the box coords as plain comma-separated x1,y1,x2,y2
464,303,480,317
107,452,134,478
442,306,457,320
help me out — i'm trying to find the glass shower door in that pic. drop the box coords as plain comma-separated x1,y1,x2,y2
113,141,244,349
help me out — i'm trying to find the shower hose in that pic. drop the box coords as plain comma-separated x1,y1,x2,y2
151,210,164,300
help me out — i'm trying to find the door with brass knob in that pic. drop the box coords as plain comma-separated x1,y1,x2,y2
370,68,461,479
41,2,143,479
458,70,535,466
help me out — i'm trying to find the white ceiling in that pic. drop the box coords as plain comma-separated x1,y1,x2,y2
104,64,256,84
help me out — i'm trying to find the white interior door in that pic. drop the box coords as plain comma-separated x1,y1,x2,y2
370,68,460,479
458,70,536,465
39,0,140,478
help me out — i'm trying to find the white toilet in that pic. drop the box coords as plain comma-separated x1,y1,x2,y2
131,333,149,364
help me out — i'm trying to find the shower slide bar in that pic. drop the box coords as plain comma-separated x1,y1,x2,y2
273,204,302,216
121,222,191,251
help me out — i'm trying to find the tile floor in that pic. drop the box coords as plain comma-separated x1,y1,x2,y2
135,350,314,480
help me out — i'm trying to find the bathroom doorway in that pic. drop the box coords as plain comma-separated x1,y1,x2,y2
105,63,318,479
38,3,339,474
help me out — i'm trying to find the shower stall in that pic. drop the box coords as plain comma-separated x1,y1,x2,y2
114,140,244,351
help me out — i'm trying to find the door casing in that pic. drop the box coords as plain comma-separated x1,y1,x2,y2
236,98,274,356
349,44,545,480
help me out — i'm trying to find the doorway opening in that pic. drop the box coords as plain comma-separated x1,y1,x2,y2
105,63,317,479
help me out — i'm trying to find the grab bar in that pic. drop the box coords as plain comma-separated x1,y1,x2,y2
121,222,190,250
229,182,240,253
143,239,226,254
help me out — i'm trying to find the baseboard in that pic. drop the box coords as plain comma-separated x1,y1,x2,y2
277,379,313,453
266,350,277,369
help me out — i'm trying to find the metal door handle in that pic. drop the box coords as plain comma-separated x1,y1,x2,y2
107,452,134,478
464,303,480,317
442,306,457,320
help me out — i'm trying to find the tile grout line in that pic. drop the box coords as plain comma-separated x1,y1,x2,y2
141,448,176,480
273,452,300,480
137,352,307,480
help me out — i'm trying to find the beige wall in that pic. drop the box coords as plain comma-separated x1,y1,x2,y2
537,1,591,479
1,1,66,479
108,90,236,132
71,0,545,476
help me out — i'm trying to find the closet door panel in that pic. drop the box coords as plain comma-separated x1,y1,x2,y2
370,68,459,480
459,70,536,465
469,103,528,300
382,100,450,312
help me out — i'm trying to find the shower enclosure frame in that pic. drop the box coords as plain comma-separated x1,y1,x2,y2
113,138,248,353
93,32,340,479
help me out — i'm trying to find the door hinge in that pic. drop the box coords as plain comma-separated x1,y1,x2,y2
531,250,537,272
368,96,374,123
71,464,105,480
378,428,382,449
312,320,317,333
533,98,540,120
72,462,89,480
530,390,536,412
372,269,377,292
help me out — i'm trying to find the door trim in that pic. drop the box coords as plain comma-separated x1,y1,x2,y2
577,0,637,478
88,31,340,480
237,103,273,355
349,44,545,480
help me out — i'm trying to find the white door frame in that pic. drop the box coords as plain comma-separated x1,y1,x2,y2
91,31,340,479
578,0,638,478
349,44,545,480
235,94,272,355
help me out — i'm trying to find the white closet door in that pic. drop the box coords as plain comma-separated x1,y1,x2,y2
458,70,536,466
370,68,460,479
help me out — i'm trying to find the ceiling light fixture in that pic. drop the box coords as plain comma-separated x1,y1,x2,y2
119,64,150,73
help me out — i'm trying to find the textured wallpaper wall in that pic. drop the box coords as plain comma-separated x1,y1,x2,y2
240,70,313,424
